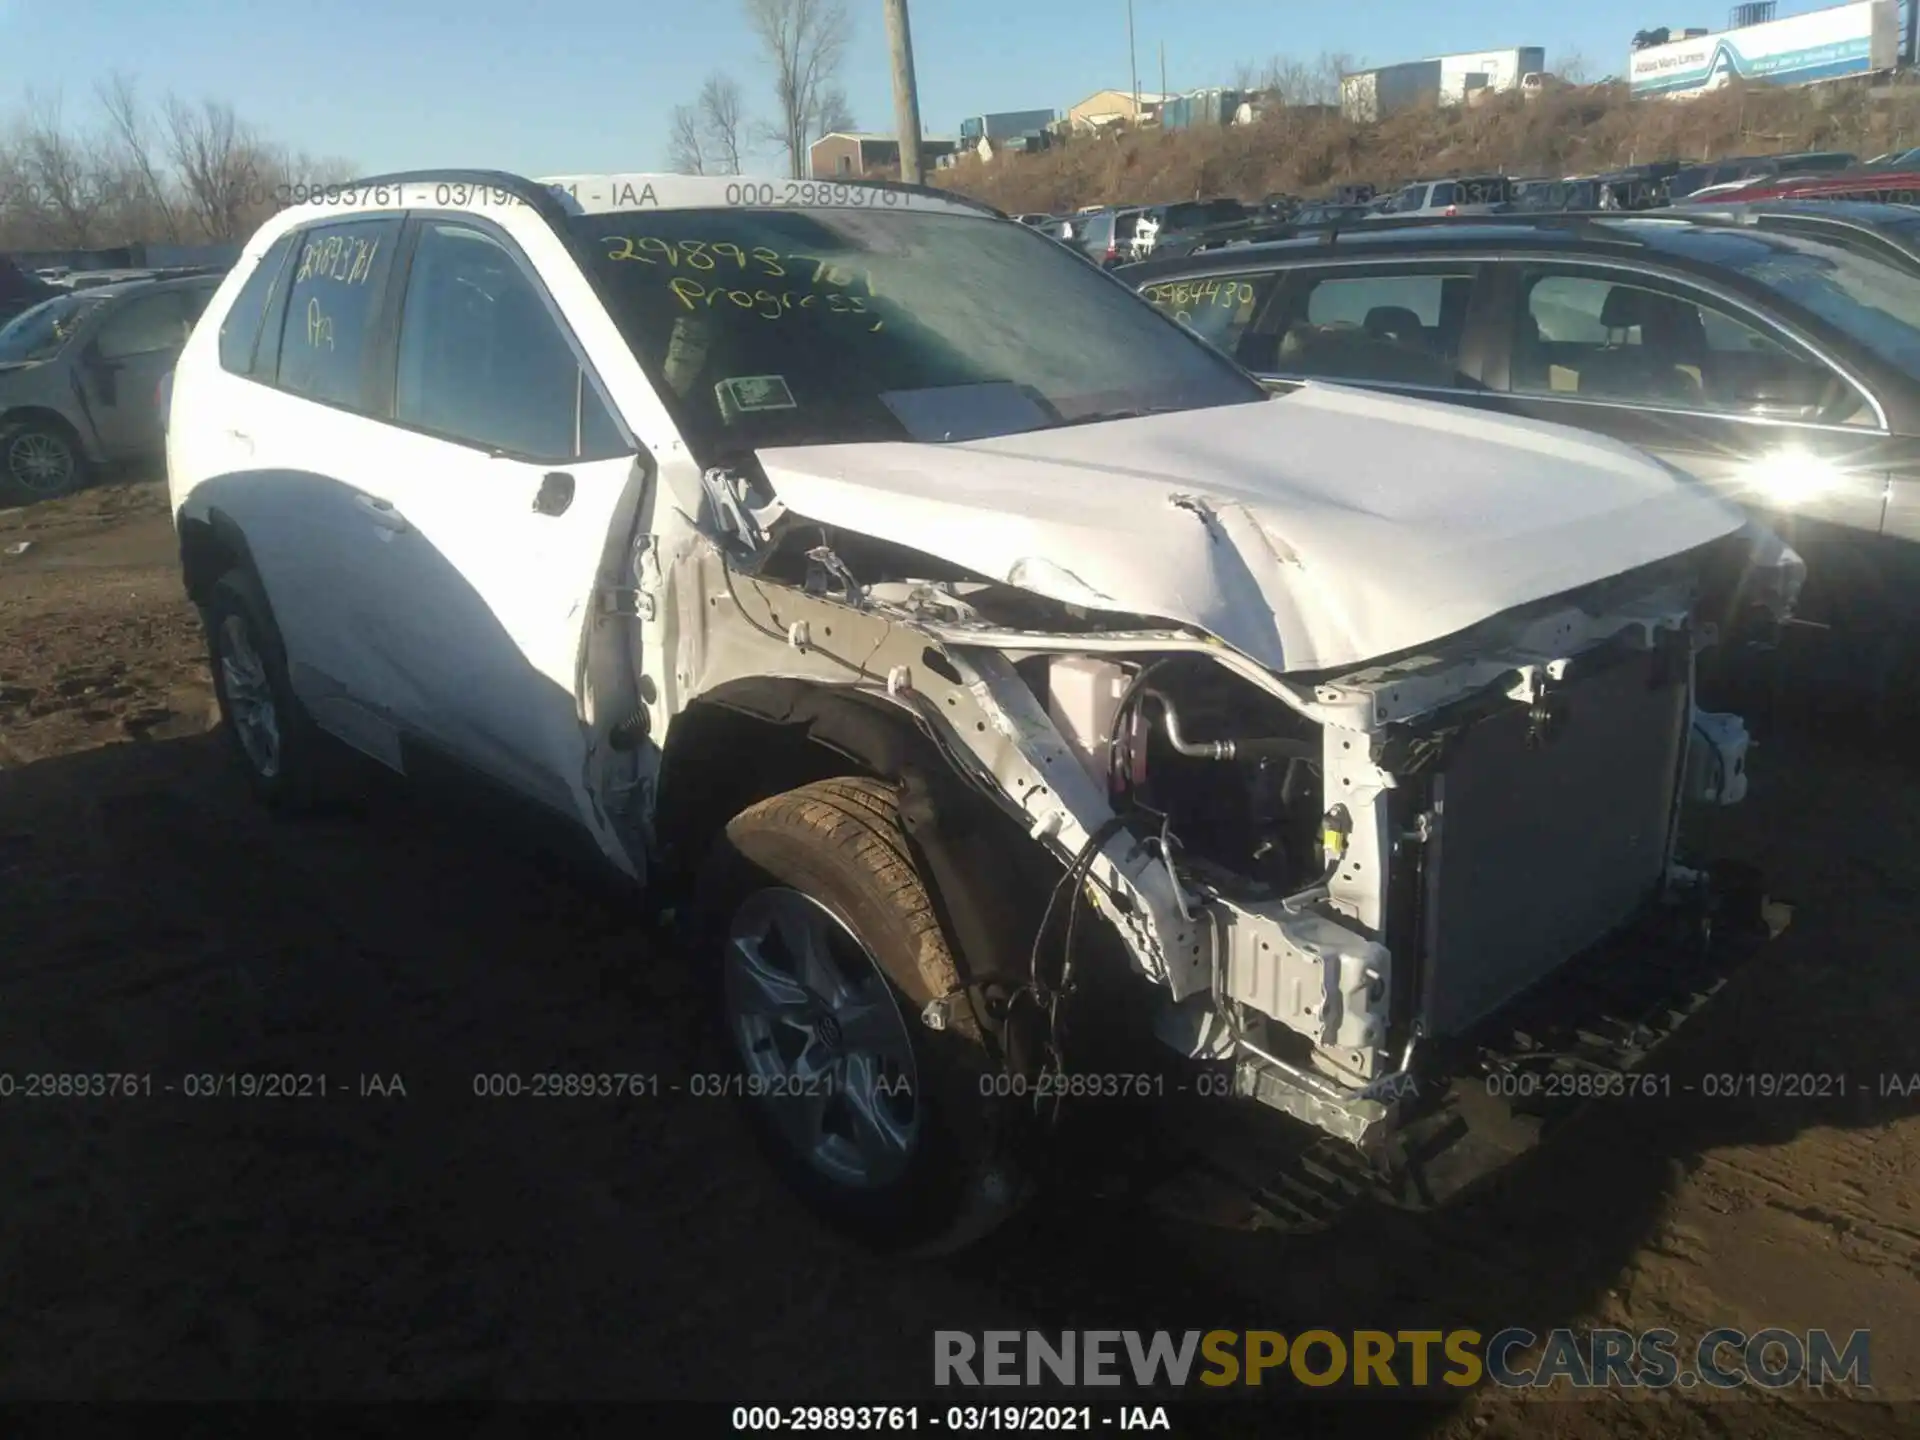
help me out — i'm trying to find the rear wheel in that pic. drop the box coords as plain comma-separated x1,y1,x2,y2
204,569,338,811
0,421,87,503
694,777,1031,1253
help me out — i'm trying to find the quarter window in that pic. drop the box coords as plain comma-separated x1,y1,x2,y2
1508,271,1873,425
394,220,622,461
273,217,402,410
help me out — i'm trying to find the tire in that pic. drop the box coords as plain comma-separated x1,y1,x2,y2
692,777,1032,1254
0,420,88,503
203,568,338,811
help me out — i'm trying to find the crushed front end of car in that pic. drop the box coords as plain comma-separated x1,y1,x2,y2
660,419,1793,1227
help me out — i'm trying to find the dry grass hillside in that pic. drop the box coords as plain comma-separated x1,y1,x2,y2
938,78,1920,213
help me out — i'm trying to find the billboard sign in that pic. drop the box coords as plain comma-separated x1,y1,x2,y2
1630,0,1898,97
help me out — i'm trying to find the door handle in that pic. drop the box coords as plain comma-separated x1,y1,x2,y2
354,493,408,532
533,471,575,517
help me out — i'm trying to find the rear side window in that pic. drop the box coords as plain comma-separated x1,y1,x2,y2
1269,268,1480,387
218,232,295,378
273,217,402,410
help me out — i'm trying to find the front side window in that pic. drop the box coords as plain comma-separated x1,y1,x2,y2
1263,268,1479,387
574,207,1264,452
273,217,402,409
395,220,622,461
94,291,194,361
1508,269,1873,425
1689,230,1920,379
1138,272,1276,359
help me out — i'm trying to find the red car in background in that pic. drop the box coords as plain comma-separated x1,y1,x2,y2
1682,169,1920,206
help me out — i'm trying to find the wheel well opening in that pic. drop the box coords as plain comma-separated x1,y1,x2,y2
653,682,1076,1018
1,407,86,454
177,517,242,606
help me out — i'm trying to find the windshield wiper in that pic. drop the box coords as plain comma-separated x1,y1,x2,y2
1046,405,1178,429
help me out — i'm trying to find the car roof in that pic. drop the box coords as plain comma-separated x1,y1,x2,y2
1116,212,1868,279
1679,197,1920,226
73,273,223,300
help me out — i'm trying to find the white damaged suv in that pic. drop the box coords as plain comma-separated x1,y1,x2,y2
167,172,1796,1250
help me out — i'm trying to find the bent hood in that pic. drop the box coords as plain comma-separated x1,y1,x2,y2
753,383,1748,674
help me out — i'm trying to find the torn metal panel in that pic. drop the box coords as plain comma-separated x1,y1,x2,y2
1214,896,1392,1063
669,539,1208,993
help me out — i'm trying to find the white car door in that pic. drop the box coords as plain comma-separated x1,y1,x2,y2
227,214,425,766
365,215,647,829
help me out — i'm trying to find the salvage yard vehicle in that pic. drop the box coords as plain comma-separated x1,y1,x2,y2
168,172,1789,1252
1122,214,1920,712
1,274,222,501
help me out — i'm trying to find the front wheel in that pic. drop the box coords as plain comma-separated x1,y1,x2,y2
693,778,1031,1253
0,421,87,503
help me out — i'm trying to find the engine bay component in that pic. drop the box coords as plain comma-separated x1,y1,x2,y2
1045,656,1129,793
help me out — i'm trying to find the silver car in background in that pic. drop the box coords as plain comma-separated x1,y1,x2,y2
0,274,220,502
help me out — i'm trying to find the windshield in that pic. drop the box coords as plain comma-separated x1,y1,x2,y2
575,207,1265,451
1702,231,1920,375
0,294,103,363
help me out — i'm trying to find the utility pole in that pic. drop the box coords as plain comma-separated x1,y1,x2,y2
1127,0,1140,126
884,0,926,185
1159,40,1167,110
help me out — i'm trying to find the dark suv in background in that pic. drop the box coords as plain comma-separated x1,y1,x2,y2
1121,215,1920,712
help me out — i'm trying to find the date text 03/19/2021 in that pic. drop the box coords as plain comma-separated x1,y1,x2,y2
0,1073,405,1099
730,1406,1174,1432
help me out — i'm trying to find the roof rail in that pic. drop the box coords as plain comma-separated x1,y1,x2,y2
341,168,575,228
1304,210,1659,246
336,168,587,262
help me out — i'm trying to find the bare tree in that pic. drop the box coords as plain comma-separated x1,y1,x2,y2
698,72,747,174
667,103,709,174
15,93,113,248
1556,50,1592,85
743,0,852,179
96,73,181,243
808,85,854,145
162,96,265,241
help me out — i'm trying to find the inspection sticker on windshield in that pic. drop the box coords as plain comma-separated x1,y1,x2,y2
717,375,797,415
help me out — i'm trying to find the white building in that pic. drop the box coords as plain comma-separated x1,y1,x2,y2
1437,48,1547,103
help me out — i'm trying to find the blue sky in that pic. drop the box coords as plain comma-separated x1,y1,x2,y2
0,1,1838,176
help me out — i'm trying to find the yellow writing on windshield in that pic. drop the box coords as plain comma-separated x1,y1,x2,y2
604,236,878,298
666,275,883,331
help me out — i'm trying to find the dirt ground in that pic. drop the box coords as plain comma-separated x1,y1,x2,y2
1,478,1917,1434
